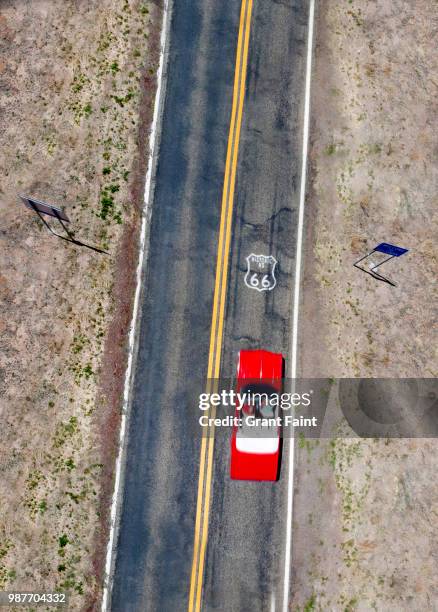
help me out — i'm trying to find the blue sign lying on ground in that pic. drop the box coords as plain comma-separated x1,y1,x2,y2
354,242,409,286
374,243,409,257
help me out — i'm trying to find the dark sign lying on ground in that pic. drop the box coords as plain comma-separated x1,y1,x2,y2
19,194,70,222
17,194,108,254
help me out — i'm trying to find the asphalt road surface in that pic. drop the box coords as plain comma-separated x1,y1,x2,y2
110,0,310,610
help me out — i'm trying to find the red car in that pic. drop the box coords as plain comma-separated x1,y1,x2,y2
230,349,284,481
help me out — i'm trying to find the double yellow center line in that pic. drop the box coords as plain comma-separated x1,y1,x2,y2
188,0,254,610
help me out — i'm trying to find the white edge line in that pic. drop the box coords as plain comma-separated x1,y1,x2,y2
101,1,172,610
282,1,315,612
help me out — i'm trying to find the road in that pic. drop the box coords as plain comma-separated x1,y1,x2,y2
109,0,311,610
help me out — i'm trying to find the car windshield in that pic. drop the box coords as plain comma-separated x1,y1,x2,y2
238,383,278,416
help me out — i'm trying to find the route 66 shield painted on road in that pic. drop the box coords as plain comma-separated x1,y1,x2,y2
244,254,278,292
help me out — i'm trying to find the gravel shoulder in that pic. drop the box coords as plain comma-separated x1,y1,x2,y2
292,1,437,610
0,1,161,609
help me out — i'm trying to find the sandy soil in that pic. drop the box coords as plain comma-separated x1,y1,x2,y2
0,1,161,609
292,1,437,610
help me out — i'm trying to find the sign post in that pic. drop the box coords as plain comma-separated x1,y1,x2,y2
18,195,108,255
353,242,408,286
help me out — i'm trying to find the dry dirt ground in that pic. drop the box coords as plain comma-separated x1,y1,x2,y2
0,1,161,609
292,1,437,611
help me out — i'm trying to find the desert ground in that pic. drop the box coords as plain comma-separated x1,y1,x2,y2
0,1,160,609
293,1,437,610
